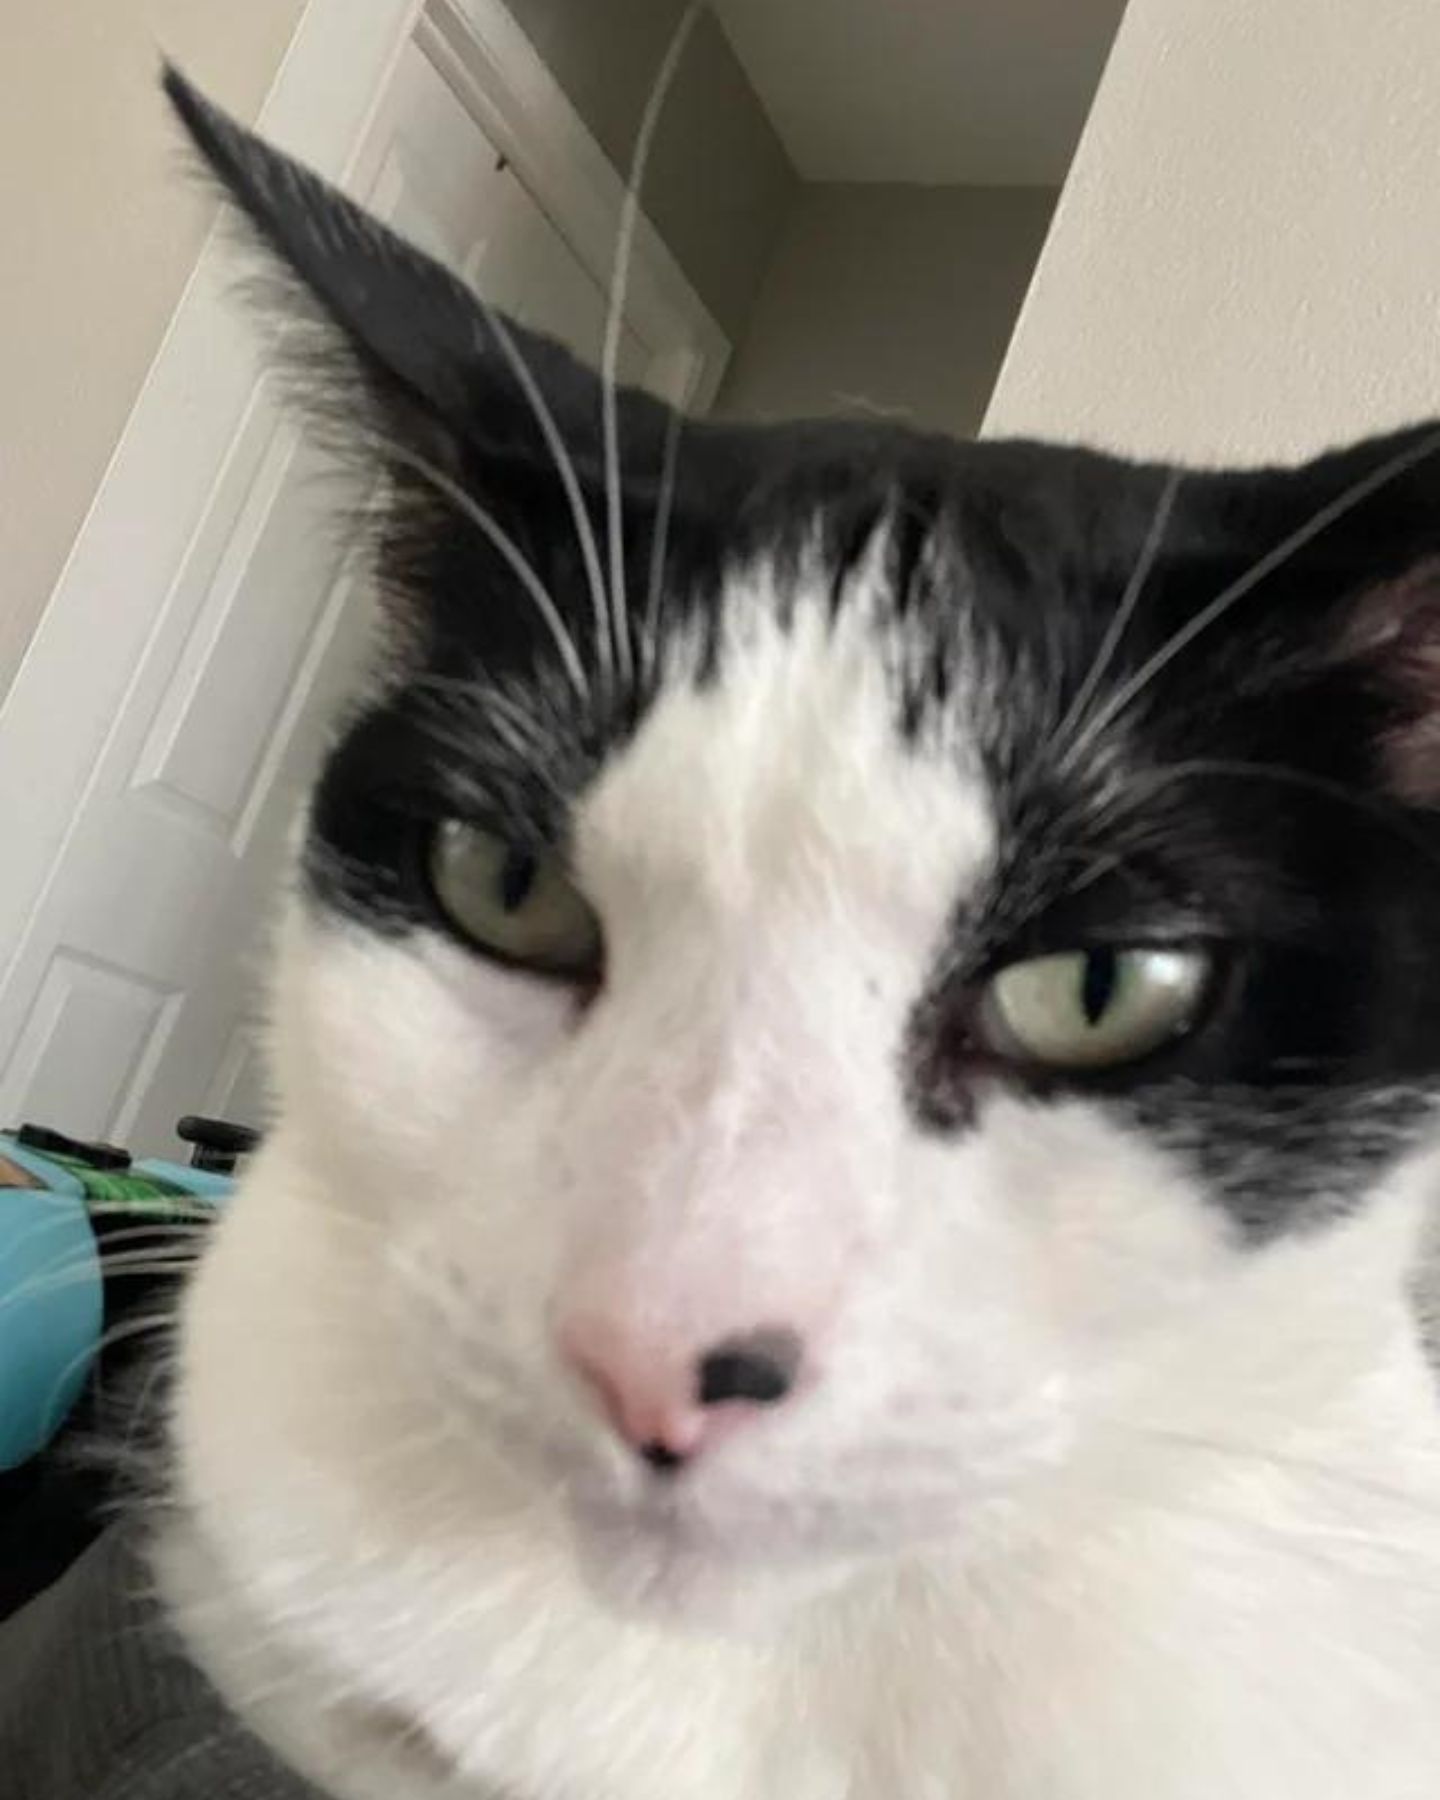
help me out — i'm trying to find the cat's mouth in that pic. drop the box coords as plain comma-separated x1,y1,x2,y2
558,1458,994,1609
548,1378,1075,1590
562,1482,864,1628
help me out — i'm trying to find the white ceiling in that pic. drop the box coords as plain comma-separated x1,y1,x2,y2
716,0,1130,187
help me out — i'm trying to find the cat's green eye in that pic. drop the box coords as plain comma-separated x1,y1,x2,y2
427,821,601,977
978,946,1211,1071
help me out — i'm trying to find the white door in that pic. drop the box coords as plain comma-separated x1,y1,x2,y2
0,20,727,1156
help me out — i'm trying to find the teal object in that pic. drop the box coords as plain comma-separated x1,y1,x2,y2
0,1166,102,1471
1,1129,236,1470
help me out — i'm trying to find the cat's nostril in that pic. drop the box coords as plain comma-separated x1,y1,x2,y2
639,1441,688,1475
696,1328,803,1408
561,1318,805,1467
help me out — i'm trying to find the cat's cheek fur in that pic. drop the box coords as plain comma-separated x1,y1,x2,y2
165,1121,1440,1800
267,907,568,1199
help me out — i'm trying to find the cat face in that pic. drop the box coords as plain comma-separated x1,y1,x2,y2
168,75,1440,1624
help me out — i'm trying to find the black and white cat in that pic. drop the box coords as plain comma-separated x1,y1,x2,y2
158,71,1440,1800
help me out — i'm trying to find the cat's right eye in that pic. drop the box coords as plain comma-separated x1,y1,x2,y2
426,821,601,979
976,945,1212,1072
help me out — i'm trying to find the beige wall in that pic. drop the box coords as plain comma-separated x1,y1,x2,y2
504,0,796,342
0,0,306,707
718,183,1055,436
985,0,1440,460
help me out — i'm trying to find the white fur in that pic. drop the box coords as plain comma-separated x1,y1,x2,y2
163,573,1440,1799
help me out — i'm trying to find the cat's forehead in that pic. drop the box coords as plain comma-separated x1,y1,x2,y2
575,545,997,925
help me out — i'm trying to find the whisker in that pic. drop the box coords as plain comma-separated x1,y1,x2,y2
1056,469,1183,771
1077,426,1440,751
119,1344,179,1464
472,297,611,693
601,1,703,694
93,1248,203,1277
82,1221,214,1249
91,1248,200,1275
0,1196,120,1262
1166,1498,1440,1570
0,1197,213,1271
1108,1418,1440,1524
362,431,590,700
1090,756,1440,878
0,1247,198,1321
406,674,554,769
42,1309,180,1442
643,400,687,678
84,1195,218,1223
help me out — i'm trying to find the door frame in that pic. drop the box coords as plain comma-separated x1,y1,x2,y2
0,0,729,1010
420,0,729,406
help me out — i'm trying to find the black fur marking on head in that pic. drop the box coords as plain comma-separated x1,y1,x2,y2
904,429,1440,1235
166,71,1440,1240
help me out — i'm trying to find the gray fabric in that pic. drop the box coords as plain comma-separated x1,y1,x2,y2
0,1527,322,1800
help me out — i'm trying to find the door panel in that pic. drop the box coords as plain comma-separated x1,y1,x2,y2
0,33,722,1155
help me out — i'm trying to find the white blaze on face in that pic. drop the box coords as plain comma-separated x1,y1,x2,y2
543,572,998,1448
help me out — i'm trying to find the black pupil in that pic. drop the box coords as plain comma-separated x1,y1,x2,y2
1080,948,1119,1026
498,850,538,913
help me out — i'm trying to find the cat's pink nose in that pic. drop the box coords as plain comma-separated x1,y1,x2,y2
562,1323,804,1471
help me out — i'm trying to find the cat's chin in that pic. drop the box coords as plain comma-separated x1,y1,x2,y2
565,1495,859,1637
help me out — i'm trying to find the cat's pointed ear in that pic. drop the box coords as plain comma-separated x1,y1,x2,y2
162,64,644,483
1290,424,1440,807
1337,545,1440,807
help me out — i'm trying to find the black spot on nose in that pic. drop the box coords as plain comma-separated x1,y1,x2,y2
696,1329,802,1408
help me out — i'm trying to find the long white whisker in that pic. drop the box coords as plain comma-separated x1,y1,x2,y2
84,1221,214,1249
1091,754,1440,874
0,1247,198,1322
1077,427,1440,751
1109,1418,1440,1524
1107,1475,1440,1577
43,1310,179,1441
122,1349,178,1461
601,1,703,695
407,675,553,767
643,401,687,678
0,1195,214,1272
0,1198,130,1264
472,296,611,693
1056,469,1182,770
366,433,590,700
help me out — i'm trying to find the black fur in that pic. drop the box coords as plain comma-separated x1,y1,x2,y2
166,70,1440,1239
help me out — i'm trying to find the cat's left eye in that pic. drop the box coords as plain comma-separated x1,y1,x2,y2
426,821,601,978
977,946,1211,1071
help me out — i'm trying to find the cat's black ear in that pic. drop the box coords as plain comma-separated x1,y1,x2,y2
1283,424,1440,807
1336,545,1440,806
162,65,654,485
